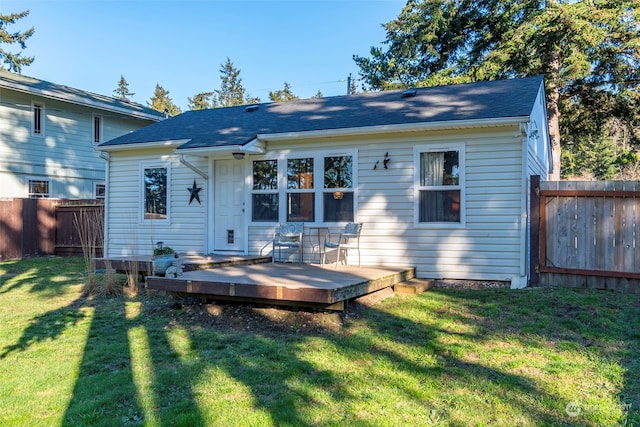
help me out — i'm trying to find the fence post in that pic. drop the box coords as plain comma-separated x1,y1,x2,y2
529,175,541,286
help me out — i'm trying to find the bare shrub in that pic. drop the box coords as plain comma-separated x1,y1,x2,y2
74,207,120,296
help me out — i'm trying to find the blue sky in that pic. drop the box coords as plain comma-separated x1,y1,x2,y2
2,0,405,111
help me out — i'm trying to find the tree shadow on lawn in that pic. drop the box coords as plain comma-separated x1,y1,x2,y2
4,282,636,425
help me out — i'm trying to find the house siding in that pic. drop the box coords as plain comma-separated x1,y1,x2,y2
0,88,156,198
105,149,207,256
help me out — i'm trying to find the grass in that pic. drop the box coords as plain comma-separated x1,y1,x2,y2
0,256,638,426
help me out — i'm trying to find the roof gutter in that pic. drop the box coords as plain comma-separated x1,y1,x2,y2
256,116,531,142
178,154,208,179
96,139,190,152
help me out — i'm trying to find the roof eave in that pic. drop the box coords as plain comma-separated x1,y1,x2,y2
96,139,189,152
0,80,163,121
256,116,531,142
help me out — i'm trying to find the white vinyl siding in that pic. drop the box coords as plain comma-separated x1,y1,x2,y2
106,151,207,257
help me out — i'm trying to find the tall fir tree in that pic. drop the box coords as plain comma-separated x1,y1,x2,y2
148,84,182,117
113,75,134,100
187,92,213,110
0,10,34,73
211,57,260,107
354,0,640,179
268,82,299,102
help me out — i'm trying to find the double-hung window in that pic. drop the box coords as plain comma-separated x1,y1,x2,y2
250,151,356,224
252,160,279,222
323,155,354,222
287,158,314,222
141,163,170,222
415,145,464,225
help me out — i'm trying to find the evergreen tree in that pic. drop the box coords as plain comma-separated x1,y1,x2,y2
148,84,182,116
210,57,260,107
268,82,299,102
312,90,324,99
354,0,640,179
0,10,34,73
187,92,213,110
113,75,134,100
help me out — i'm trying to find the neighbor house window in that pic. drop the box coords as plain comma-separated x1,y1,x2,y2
28,179,50,198
251,151,357,224
95,183,106,199
415,145,464,224
32,102,44,136
252,160,279,222
93,114,103,144
323,155,354,222
287,157,314,222
142,164,169,221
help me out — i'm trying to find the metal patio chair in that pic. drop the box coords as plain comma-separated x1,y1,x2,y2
272,222,304,263
322,222,363,268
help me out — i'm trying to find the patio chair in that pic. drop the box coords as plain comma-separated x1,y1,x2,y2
322,222,363,268
272,222,304,263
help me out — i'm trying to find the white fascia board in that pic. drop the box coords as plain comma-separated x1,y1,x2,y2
0,80,162,121
257,116,530,142
96,139,190,152
176,138,266,157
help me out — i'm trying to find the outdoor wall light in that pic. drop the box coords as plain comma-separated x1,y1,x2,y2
232,152,245,160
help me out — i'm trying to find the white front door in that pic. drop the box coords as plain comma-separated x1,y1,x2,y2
214,159,245,252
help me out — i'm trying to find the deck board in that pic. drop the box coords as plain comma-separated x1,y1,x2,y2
146,263,416,309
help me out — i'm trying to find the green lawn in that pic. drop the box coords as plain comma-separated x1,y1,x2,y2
0,257,638,426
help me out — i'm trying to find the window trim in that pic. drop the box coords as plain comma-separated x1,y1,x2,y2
27,177,50,198
250,149,358,225
94,182,106,199
31,101,44,136
139,161,171,224
92,114,103,144
413,143,466,228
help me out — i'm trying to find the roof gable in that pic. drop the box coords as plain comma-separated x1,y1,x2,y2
0,70,164,121
101,75,545,149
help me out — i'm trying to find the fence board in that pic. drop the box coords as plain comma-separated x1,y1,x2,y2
537,178,640,291
0,198,103,260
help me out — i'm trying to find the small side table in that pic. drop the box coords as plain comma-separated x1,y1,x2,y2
305,226,330,264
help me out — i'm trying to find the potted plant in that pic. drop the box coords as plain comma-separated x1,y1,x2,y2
152,242,178,275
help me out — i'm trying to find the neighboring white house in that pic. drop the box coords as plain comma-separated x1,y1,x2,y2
98,75,551,288
0,70,163,199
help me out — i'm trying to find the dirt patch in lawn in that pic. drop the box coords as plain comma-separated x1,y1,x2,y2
154,287,396,335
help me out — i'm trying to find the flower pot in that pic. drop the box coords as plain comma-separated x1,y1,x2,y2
153,254,176,275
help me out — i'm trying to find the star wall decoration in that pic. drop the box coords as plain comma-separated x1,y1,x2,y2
188,179,202,205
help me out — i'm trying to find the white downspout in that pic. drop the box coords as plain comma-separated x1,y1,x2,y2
178,154,208,179
99,151,110,258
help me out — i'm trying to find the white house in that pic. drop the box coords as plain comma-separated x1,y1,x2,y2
98,76,551,288
0,70,163,199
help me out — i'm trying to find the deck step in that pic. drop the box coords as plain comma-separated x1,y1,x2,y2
394,278,435,294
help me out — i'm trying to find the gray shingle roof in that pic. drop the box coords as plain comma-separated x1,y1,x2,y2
100,75,544,149
0,70,164,121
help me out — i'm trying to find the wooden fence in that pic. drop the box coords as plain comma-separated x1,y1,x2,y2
530,176,639,291
0,198,104,261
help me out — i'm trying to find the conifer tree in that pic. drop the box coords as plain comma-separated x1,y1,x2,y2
0,10,34,73
113,75,134,100
268,82,299,102
148,84,182,116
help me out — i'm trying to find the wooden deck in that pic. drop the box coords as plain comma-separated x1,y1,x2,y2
147,262,415,310
96,254,416,310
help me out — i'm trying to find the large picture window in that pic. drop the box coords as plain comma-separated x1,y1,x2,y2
250,151,356,224
252,160,279,222
416,146,464,224
143,165,168,220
